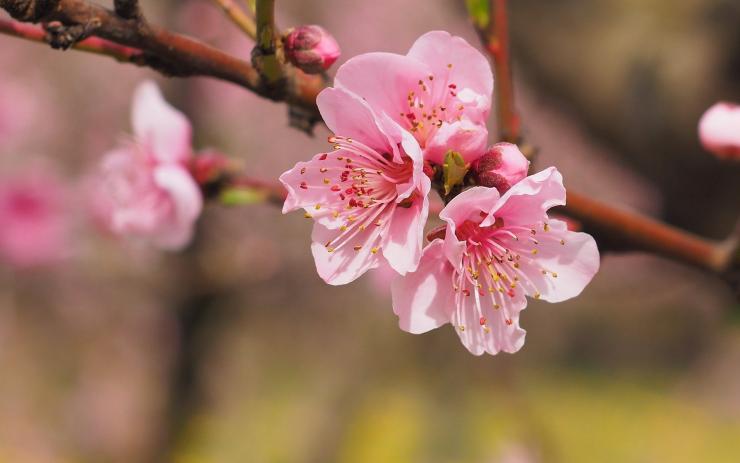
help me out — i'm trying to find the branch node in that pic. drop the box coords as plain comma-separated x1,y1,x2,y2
0,0,58,22
43,17,99,49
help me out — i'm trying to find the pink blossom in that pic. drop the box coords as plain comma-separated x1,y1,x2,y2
0,169,69,268
471,142,530,192
283,25,341,74
92,81,203,250
392,168,599,355
280,87,431,285
333,30,492,165
698,102,740,160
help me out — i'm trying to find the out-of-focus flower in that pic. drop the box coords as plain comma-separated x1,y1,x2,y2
391,168,600,356
283,25,341,74
280,87,430,285
333,31,492,165
0,169,69,268
698,102,740,160
471,143,530,192
91,81,203,250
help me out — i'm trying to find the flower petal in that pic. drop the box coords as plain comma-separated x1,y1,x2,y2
451,283,527,355
515,220,600,303
391,240,455,334
424,119,488,165
382,194,428,275
151,165,203,250
334,52,431,125
406,31,493,121
483,167,565,227
131,81,193,164
310,220,384,285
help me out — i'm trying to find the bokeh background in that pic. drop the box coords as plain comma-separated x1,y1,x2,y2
1,0,740,462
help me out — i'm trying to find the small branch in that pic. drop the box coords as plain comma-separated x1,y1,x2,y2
252,0,284,91
0,18,142,62
113,0,140,20
483,0,520,143
0,0,324,128
562,192,735,273
210,0,256,39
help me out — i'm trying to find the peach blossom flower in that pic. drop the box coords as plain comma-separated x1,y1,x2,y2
92,81,202,250
699,102,740,160
392,168,599,355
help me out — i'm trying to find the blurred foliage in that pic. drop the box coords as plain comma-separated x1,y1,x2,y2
465,0,489,31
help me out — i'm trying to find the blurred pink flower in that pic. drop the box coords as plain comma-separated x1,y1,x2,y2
280,87,430,285
91,81,203,250
0,169,69,268
392,168,600,356
284,25,341,74
471,142,530,192
334,30,492,165
699,102,740,160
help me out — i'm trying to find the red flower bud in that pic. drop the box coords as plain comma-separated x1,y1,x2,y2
283,25,341,74
471,143,529,193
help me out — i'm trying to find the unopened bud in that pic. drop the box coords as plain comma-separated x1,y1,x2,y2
283,25,341,74
698,102,740,160
190,151,231,185
471,143,529,192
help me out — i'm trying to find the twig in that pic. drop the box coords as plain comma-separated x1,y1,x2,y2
0,0,324,128
252,0,284,91
210,0,256,39
0,17,142,62
485,0,520,143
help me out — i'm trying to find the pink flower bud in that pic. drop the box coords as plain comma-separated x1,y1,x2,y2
283,25,341,74
471,142,529,192
698,102,740,160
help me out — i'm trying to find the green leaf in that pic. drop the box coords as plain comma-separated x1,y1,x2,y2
465,0,490,30
442,151,469,196
219,187,267,206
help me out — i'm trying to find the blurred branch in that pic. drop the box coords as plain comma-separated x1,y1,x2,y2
0,17,143,61
210,0,256,39
473,0,520,143
113,0,140,20
0,0,324,131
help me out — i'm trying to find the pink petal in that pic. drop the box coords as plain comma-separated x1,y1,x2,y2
310,221,384,285
451,284,527,356
151,165,203,250
698,102,740,160
494,142,530,186
391,240,455,334
440,186,500,265
406,31,493,122
317,87,403,159
483,167,565,228
424,119,489,165
333,52,431,125
132,81,193,164
514,220,600,303
382,194,428,275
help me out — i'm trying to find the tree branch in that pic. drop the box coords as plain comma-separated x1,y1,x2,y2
484,0,520,143
252,0,285,92
0,0,324,128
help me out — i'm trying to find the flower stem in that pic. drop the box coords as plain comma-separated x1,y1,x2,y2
211,0,257,40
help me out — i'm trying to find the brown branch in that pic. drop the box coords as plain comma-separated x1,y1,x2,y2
0,17,142,61
484,0,520,143
113,0,140,20
0,0,324,127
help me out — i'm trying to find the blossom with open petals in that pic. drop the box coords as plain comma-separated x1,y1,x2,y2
699,102,740,160
392,168,599,355
92,81,203,250
333,31,493,165
280,87,430,285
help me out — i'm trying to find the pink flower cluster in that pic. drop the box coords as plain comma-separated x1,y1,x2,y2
91,82,203,250
281,31,600,356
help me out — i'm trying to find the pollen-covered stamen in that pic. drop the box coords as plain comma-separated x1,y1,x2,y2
400,66,467,146
299,137,417,255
